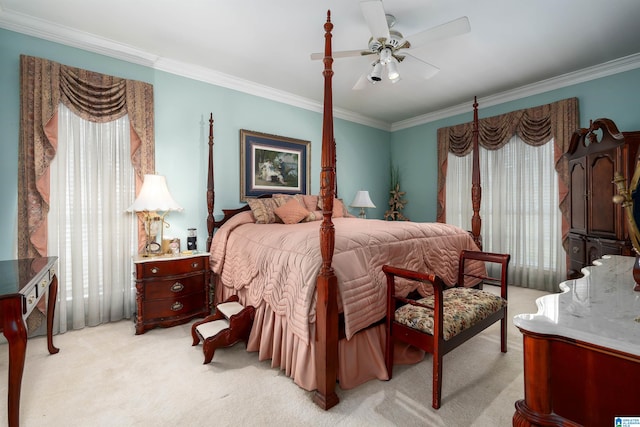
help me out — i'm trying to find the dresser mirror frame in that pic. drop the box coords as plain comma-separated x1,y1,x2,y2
614,159,640,291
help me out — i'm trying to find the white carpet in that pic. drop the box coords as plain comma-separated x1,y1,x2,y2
0,285,549,427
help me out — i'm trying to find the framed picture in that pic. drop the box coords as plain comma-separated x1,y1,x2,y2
240,129,310,201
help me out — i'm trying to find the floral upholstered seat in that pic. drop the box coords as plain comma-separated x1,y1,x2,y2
394,288,507,341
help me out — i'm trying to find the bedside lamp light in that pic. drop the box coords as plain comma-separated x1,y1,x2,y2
127,174,183,256
350,190,376,219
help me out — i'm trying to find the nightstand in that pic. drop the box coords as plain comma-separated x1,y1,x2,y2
133,253,211,335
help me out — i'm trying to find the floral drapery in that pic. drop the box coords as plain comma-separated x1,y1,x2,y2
436,97,579,249
18,55,155,259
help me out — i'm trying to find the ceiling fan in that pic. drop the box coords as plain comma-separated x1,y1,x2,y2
311,0,470,89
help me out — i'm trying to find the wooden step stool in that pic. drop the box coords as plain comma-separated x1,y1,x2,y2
191,295,255,364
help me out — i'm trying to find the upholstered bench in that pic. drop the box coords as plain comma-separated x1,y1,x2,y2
191,295,255,364
383,250,510,409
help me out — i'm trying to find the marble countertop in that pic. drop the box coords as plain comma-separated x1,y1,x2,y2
132,252,210,263
513,255,640,356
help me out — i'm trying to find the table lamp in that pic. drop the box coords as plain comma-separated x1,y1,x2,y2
350,190,376,219
127,174,183,256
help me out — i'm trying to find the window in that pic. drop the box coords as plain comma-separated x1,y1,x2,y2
48,103,136,331
446,135,566,291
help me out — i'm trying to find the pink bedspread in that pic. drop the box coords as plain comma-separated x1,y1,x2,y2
211,212,483,344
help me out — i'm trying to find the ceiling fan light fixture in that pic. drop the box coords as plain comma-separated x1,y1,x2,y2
387,58,400,80
379,47,392,65
367,61,383,83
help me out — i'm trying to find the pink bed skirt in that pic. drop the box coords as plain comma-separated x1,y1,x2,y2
220,285,424,391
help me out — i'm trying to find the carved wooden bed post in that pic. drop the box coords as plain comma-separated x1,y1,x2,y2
206,113,215,252
314,10,339,410
471,97,482,249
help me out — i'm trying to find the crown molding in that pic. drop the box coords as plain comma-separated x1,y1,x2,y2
1,8,636,134
0,9,158,66
391,52,640,131
0,9,390,131
154,57,391,131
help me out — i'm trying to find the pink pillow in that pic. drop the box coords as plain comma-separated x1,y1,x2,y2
301,195,319,211
318,197,346,218
274,198,310,224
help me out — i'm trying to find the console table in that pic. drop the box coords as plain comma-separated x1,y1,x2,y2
513,255,640,426
0,257,59,427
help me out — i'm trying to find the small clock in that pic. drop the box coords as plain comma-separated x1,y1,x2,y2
147,241,162,254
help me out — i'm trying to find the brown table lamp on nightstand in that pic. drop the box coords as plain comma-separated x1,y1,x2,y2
127,174,183,256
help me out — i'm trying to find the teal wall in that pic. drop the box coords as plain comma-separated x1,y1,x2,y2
2,27,639,261
391,68,640,222
0,28,390,260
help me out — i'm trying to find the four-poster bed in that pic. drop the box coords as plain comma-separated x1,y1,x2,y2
204,12,484,409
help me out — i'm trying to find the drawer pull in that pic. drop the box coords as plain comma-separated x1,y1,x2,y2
170,282,184,292
171,302,183,311
572,246,580,254
151,267,159,274
191,262,199,269
27,295,35,305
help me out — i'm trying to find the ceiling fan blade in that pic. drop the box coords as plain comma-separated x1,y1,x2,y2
352,74,369,90
399,53,440,80
310,50,374,61
401,16,470,49
360,0,390,41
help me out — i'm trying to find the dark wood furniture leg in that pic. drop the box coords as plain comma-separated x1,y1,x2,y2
313,10,340,411
2,298,27,427
47,275,60,355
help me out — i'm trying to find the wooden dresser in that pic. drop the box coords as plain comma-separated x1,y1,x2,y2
565,119,640,278
133,253,210,334
513,255,640,426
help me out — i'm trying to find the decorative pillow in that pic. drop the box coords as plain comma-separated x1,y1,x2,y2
333,199,346,218
273,193,305,208
317,197,346,218
301,194,319,211
274,198,310,224
304,210,324,222
246,198,280,224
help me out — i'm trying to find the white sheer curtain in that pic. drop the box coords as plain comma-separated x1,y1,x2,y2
446,135,566,292
48,103,137,332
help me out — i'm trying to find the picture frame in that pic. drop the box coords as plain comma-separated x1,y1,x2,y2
240,129,310,201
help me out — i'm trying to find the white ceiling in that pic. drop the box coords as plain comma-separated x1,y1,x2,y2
2,0,640,130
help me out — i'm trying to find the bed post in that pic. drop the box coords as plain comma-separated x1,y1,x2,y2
471,97,482,249
207,113,215,253
314,10,339,410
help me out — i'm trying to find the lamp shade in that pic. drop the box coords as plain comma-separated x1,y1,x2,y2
126,174,183,212
350,190,376,208
387,58,400,81
367,61,383,83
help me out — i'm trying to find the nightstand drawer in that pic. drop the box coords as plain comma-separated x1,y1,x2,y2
143,256,206,277
143,291,206,319
144,275,205,300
